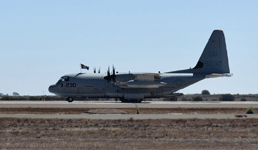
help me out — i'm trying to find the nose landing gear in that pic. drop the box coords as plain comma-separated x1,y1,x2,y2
66,97,74,102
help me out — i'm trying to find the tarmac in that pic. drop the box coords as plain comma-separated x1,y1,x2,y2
1,101,258,108
1,101,257,119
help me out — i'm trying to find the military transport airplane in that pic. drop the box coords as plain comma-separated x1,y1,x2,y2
49,30,231,103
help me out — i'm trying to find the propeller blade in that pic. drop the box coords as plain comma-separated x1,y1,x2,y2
111,65,116,81
98,67,100,73
112,65,115,76
107,66,110,76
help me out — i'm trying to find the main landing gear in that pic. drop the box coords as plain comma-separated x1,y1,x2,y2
66,97,74,103
119,98,142,103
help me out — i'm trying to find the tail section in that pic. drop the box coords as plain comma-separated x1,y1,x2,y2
168,30,230,74
193,30,230,73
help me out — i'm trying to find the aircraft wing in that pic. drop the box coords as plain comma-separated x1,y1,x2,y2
132,73,162,81
115,73,165,88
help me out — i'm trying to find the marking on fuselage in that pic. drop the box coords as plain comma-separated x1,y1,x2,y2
65,83,76,87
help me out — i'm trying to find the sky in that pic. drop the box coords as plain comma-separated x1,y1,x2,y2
0,0,258,95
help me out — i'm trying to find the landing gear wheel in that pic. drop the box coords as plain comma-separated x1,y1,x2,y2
67,97,74,103
119,98,128,103
119,98,142,103
137,99,142,103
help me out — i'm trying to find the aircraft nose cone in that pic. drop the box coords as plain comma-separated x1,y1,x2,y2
48,85,58,93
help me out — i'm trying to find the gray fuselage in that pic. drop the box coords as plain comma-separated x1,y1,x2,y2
48,73,204,99
48,30,231,102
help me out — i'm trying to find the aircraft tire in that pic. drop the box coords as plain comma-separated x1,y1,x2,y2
120,99,142,103
133,99,142,103
120,99,128,103
119,98,129,103
67,97,74,103
137,99,143,103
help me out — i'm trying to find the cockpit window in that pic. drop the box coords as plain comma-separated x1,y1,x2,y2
56,76,69,85
63,76,69,81
56,79,62,85
60,76,69,82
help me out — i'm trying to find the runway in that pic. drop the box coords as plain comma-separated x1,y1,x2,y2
1,101,258,108
1,101,257,119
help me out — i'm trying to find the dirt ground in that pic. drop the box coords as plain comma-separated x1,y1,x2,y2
0,107,257,114
1,118,258,149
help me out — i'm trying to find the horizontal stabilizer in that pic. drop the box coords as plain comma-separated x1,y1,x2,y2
166,68,222,74
205,73,232,78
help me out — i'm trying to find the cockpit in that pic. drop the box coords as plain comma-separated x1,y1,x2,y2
55,76,70,85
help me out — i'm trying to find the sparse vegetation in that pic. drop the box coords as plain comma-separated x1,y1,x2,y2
0,95,64,101
247,107,254,114
1,118,258,149
220,94,235,101
136,105,140,114
193,96,203,101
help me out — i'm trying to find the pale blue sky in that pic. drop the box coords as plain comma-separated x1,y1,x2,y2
0,0,258,95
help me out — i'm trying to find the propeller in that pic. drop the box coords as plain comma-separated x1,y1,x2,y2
94,67,96,73
104,66,111,81
104,65,116,82
111,65,116,82
98,67,100,73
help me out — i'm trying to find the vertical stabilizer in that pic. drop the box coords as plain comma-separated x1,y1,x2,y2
194,30,230,73
168,30,230,74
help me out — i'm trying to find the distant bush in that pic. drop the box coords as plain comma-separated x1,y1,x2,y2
12,92,19,96
1,96,9,100
247,107,254,114
241,98,247,101
202,90,210,95
0,96,64,101
219,94,235,101
182,98,192,101
193,96,203,101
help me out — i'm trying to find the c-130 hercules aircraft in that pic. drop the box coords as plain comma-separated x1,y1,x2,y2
49,30,231,103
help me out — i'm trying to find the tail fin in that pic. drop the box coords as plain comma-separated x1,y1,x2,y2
168,30,230,74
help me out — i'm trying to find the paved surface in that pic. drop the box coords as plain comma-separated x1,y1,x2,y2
0,114,257,119
1,101,257,119
1,101,258,108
